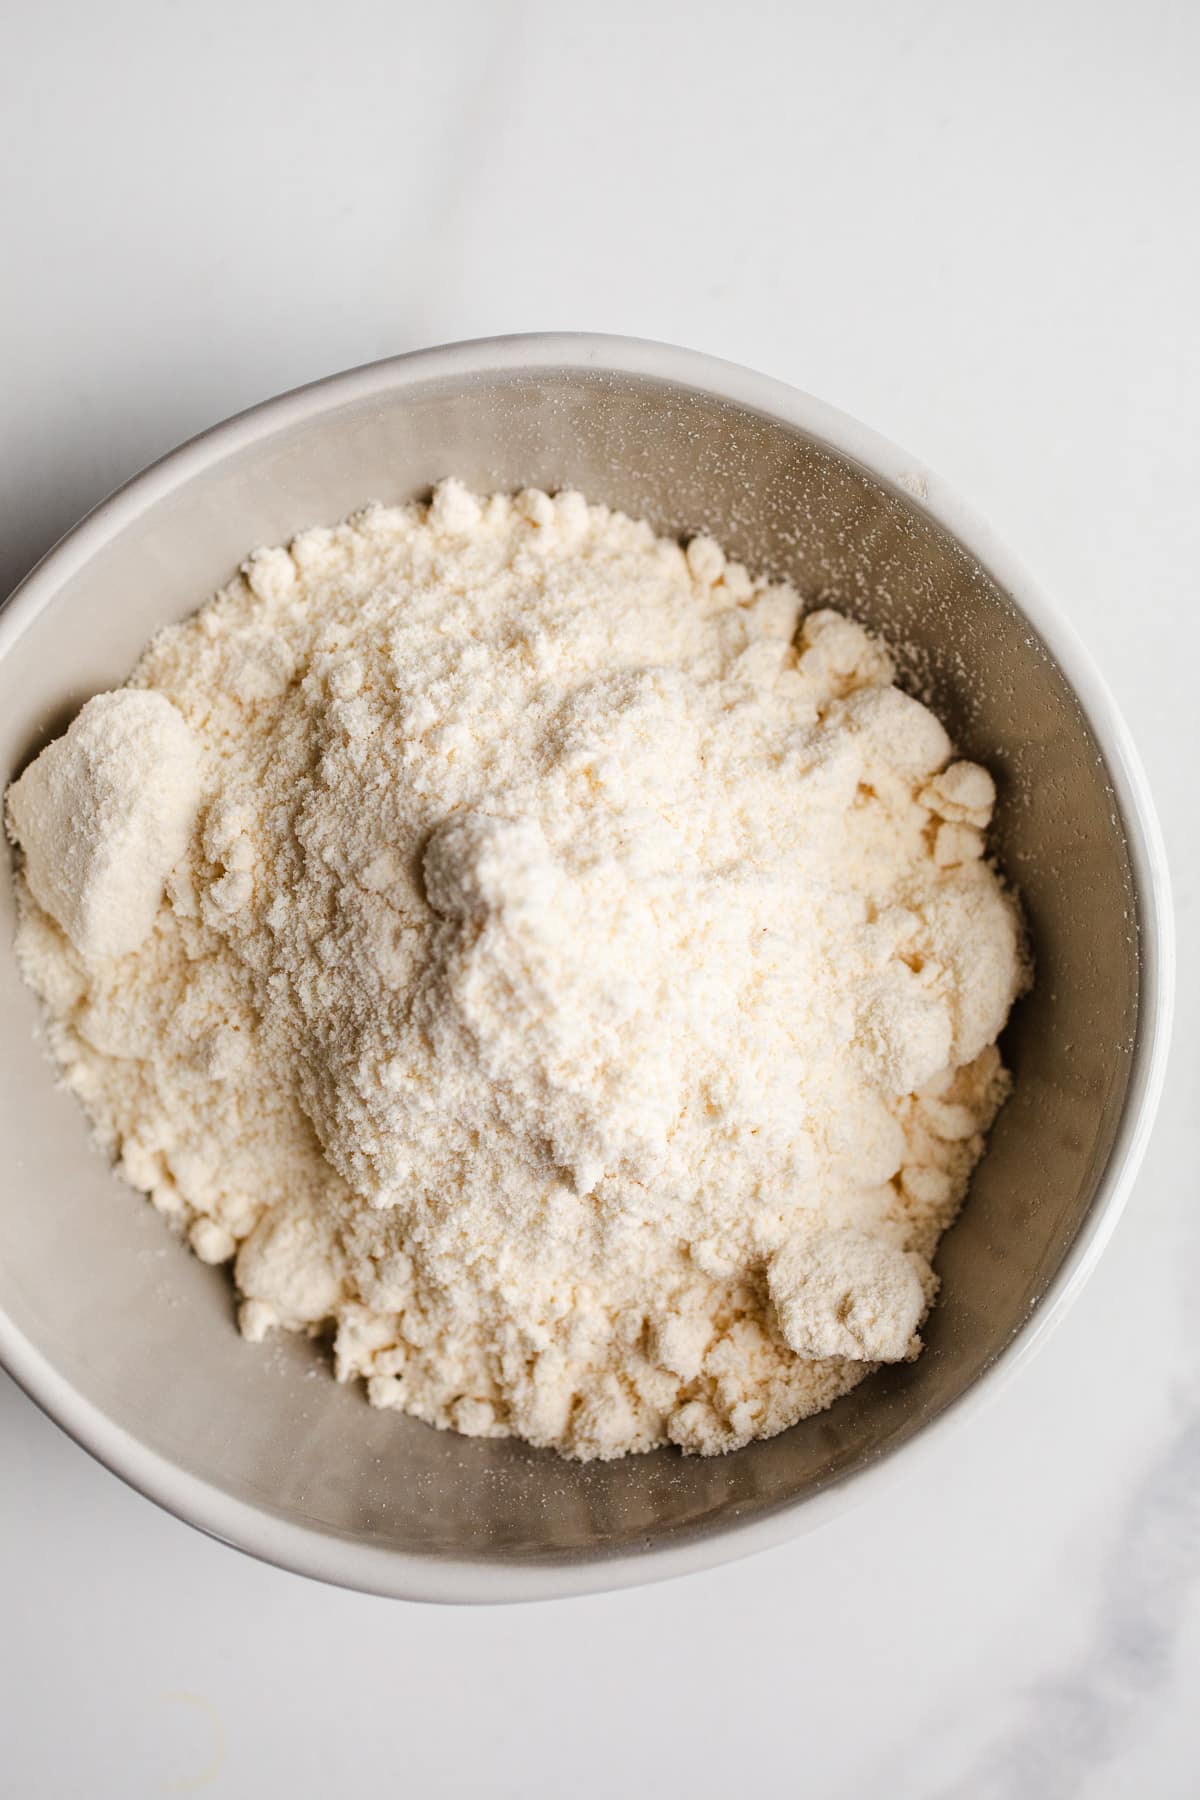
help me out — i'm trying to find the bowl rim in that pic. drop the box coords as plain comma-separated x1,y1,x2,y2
0,332,1175,1604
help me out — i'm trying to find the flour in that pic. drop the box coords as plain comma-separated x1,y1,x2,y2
5,482,1027,1460
8,690,202,960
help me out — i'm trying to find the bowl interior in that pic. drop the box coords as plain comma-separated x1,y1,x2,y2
0,359,1138,1575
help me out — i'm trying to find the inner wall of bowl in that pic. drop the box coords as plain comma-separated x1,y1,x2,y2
0,366,1138,1564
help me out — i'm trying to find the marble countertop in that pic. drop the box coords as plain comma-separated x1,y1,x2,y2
2,2,1197,1794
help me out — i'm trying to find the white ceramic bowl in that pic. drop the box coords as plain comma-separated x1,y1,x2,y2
0,336,1173,1602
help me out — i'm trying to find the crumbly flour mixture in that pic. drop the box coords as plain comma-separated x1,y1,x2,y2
6,482,1027,1459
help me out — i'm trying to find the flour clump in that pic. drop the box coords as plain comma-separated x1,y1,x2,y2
6,483,1028,1460
8,690,202,960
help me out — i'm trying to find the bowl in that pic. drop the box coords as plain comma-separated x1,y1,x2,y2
0,335,1173,1603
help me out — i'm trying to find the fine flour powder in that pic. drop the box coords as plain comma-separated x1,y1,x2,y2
7,483,1027,1459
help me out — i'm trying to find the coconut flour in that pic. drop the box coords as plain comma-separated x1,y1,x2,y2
6,483,1026,1459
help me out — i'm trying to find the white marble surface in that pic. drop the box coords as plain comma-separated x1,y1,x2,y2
2,1,1197,1793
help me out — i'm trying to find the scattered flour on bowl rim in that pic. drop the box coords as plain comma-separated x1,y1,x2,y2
5,481,1027,1460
